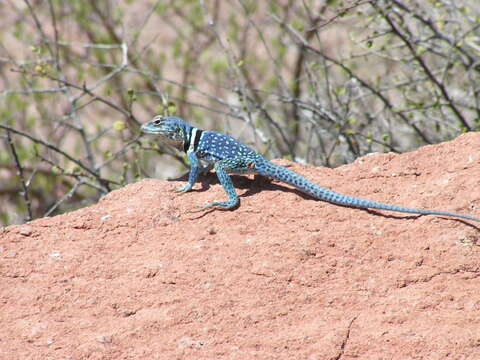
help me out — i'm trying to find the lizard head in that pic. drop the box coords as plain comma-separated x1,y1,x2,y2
141,115,191,150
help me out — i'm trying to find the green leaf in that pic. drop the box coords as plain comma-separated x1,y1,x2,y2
167,102,177,115
113,121,126,131
416,46,427,56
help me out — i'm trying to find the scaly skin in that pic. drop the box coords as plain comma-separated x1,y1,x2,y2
141,115,480,222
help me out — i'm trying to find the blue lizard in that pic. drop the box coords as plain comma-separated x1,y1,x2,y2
141,115,480,222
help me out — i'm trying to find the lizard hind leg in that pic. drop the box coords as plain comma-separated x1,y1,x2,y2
196,158,250,211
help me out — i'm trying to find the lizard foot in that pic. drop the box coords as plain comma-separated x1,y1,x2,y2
187,200,237,213
186,202,216,213
175,183,193,193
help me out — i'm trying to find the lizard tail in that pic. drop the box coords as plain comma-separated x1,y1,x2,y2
256,160,480,222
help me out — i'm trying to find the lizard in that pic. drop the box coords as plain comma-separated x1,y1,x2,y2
141,115,480,222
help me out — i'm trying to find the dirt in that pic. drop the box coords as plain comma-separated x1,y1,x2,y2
1,132,480,360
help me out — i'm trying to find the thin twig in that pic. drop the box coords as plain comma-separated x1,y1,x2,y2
5,130,33,221
44,182,82,217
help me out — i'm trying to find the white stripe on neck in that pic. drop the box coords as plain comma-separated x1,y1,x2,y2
188,127,199,153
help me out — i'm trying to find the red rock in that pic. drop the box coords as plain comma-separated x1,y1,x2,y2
0,132,479,359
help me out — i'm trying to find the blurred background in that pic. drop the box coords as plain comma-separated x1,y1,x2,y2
1,0,479,225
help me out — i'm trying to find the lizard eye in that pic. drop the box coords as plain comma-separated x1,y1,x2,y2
153,118,162,125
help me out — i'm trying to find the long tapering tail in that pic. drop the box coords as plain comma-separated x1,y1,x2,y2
256,160,480,222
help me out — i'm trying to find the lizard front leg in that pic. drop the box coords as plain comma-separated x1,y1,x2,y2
177,150,200,193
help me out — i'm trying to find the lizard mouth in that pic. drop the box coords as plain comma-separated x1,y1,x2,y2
140,123,163,134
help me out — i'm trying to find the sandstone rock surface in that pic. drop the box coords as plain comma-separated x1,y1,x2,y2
1,133,480,359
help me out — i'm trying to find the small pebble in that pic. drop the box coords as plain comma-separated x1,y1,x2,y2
96,335,112,344
50,251,61,259
19,226,33,236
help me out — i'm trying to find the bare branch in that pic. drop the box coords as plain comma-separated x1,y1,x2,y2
5,129,33,221
0,123,118,190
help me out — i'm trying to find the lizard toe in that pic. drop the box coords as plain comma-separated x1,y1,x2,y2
176,183,192,193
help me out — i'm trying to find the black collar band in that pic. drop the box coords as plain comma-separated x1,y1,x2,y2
183,127,203,153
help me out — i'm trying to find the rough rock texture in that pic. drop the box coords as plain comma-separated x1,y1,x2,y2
1,132,480,360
